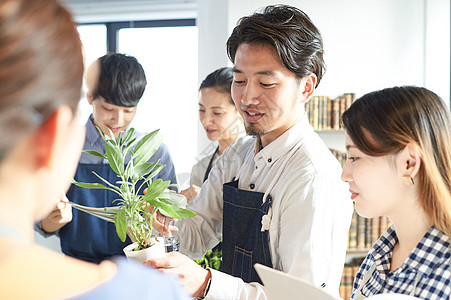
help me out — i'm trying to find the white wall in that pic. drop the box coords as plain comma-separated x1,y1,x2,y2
66,0,450,157
199,0,449,102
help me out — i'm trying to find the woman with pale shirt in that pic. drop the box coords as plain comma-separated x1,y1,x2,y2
181,67,244,202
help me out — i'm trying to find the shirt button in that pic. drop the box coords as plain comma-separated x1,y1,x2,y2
255,166,258,169
250,183,255,189
268,158,272,163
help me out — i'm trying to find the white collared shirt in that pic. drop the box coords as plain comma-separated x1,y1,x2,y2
177,115,353,300
190,151,219,187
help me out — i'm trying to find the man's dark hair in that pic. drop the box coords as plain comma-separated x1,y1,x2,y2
199,67,233,104
93,53,147,107
226,4,325,87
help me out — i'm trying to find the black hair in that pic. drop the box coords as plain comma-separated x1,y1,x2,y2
92,53,147,107
226,4,325,87
199,67,233,104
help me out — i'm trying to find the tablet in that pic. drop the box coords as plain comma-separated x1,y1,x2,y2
254,263,339,300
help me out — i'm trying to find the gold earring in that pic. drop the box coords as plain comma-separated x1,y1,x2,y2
403,176,414,186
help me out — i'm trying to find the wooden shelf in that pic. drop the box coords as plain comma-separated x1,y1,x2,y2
346,248,369,254
315,129,345,133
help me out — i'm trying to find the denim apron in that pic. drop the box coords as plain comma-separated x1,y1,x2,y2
60,163,132,264
221,179,273,283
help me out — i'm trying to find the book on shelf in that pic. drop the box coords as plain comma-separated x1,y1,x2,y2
357,213,366,249
347,214,392,251
349,209,358,249
365,217,372,249
340,258,365,300
307,93,356,131
330,149,346,166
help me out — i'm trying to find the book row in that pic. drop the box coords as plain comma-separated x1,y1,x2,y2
339,257,365,300
306,93,356,131
330,149,346,166
348,210,391,250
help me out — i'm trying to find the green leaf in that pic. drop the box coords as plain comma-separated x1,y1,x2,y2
116,131,123,146
125,159,134,181
156,202,180,219
157,195,196,218
95,126,105,140
155,197,196,219
123,137,138,157
83,150,107,160
133,130,162,168
134,161,162,178
122,128,135,144
169,203,197,219
72,180,109,190
105,141,124,176
92,172,121,192
106,127,116,144
213,259,221,270
114,207,127,242
145,164,165,180
142,179,170,201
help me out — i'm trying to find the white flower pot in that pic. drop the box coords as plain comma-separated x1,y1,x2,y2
123,238,165,263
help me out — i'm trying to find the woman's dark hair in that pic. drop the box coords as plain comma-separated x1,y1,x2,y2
342,86,451,235
0,0,83,159
226,4,325,86
92,53,147,107
199,67,233,105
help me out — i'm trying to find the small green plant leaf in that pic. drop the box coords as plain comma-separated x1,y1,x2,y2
105,128,117,145
95,126,105,140
117,131,124,145
71,180,109,190
145,164,165,180
134,161,162,178
122,128,135,144
105,141,124,175
213,259,221,270
156,202,180,220
143,179,170,201
171,205,197,219
114,207,127,242
92,172,121,192
133,130,162,167
123,137,138,157
157,197,197,219
83,150,107,160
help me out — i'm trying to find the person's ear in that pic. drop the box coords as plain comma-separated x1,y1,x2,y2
299,73,317,103
33,106,73,169
86,92,94,105
401,143,421,183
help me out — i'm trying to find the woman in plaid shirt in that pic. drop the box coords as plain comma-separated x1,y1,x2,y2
341,86,451,299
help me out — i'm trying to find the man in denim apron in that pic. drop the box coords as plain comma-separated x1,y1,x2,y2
36,54,177,263
147,5,352,300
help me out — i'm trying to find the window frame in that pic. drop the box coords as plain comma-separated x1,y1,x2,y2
79,19,196,53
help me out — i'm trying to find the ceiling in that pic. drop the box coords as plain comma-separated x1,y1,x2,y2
62,0,197,23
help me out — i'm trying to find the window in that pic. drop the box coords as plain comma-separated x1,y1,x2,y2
76,21,198,187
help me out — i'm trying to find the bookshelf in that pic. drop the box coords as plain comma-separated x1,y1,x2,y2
307,93,392,300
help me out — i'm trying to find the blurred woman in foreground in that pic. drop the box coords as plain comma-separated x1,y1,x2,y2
0,0,189,298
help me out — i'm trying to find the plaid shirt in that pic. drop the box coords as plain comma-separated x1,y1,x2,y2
351,225,451,299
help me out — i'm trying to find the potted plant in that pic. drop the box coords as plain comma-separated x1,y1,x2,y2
72,127,196,263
